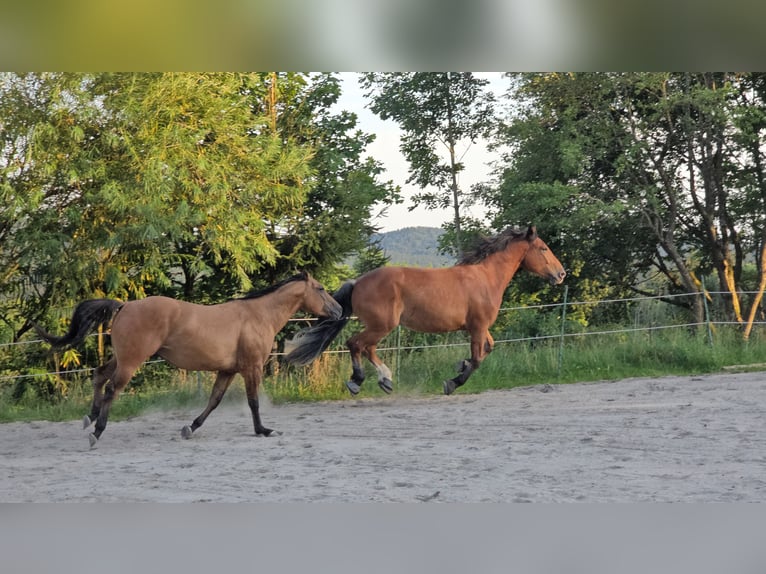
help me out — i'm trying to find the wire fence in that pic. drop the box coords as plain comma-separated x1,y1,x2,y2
2,288,765,385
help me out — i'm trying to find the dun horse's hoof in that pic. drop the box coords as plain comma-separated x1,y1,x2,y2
378,378,393,394
181,425,193,439
82,415,92,429
88,433,98,449
256,429,282,437
443,380,457,395
345,380,361,395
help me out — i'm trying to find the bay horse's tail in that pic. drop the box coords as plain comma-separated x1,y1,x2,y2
35,299,123,349
285,281,355,366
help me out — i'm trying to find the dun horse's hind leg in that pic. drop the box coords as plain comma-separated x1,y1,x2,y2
181,371,235,439
89,363,136,448
443,330,494,395
84,358,116,429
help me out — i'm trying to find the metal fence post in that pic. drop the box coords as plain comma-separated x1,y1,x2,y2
557,285,569,378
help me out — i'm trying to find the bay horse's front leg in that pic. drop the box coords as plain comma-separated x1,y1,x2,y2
243,367,281,437
181,371,235,439
443,330,494,395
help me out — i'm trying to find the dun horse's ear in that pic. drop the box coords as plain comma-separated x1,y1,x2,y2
526,225,538,241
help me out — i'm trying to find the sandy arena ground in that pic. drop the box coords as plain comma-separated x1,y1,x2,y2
2,371,765,502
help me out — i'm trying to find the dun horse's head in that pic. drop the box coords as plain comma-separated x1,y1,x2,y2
521,226,567,286
300,272,343,319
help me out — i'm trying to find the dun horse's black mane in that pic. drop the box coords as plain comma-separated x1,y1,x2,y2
238,271,308,301
457,228,527,266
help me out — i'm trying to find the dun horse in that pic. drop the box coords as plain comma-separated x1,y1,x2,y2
36,272,342,448
286,226,565,395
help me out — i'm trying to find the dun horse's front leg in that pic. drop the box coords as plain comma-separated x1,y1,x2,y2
244,367,281,437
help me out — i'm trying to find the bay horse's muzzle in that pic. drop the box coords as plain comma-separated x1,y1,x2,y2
550,269,567,285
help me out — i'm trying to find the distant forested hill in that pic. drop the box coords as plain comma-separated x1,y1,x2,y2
372,227,454,267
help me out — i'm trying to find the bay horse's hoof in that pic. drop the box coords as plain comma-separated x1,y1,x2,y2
83,415,92,429
88,433,98,449
181,425,193,439
378,378,393,394
345,380,361,395
443,380,457,395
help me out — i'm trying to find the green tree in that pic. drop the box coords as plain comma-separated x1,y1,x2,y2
0,73,317,341
483,72,766,331
1,73,106,339
93,72,314,299
360,73,494,252
353,240,390,275
249,73,401,288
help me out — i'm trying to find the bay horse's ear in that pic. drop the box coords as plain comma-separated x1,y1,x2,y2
525,225,537,241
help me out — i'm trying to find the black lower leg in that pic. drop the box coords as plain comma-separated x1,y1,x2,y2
248,397,273,436
351,362,365,385
443,359,477,395
88,403,100,423
345,356,366,395
189,392,225,433
93,384,115,439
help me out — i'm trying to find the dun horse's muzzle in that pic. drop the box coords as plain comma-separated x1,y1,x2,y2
325,301,343,319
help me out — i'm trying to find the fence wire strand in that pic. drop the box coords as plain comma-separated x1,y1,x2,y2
2,291,764,383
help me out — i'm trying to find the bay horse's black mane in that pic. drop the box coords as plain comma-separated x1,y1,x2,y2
457,228,527,266
238,271,309,301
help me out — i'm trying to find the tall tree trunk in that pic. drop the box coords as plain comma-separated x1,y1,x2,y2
445,73,462,252
690,73,743,323
661,237,705,326
743,236,766,341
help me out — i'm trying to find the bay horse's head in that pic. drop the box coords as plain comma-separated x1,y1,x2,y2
298,272,344,319
520,226,566,285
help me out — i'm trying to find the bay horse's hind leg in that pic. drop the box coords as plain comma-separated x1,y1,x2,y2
181,371,235,439
84,358,116,429
443,329,494,395
345,333,367,396
345,328,394,395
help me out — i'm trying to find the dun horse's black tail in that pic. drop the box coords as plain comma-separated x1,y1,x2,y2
285,281,355,366
35,299,123,349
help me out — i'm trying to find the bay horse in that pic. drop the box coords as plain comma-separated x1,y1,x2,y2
286,226,565,395
36,272,342,448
